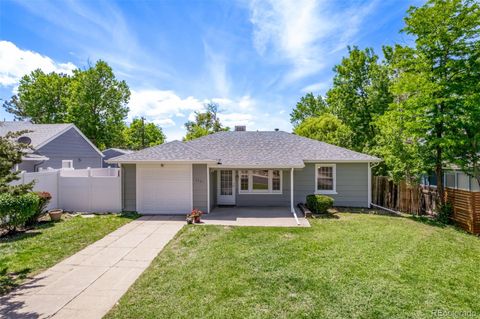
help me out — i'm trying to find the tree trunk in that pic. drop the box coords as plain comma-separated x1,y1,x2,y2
436,146,445,207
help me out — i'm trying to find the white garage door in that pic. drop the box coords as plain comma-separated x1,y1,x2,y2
137,164,192,214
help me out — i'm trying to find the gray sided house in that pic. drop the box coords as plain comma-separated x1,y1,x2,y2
102,148,133,168
109,129,380,215
0,121,103,172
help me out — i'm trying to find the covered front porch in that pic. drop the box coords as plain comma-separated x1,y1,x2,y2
202,206,310,227
208,168,298,214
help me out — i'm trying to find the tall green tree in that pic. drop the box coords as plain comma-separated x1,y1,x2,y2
123,117,166,150
378,0,480,203
67,61,130,149
3,70,70,123
0,130,33,195
326,46,392,152
184,103,229,141
290,93,329,128
3,60,130,150
294,114,352,148
435,0,480,188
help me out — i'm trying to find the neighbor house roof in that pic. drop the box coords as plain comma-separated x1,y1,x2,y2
103,148,134,155
0,121,103,156
108,131,380,167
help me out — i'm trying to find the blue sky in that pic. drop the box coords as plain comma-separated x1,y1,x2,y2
0,0,419,140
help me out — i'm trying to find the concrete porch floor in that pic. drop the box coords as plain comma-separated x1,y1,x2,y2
202,206,310,227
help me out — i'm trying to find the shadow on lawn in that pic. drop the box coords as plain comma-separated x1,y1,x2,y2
0,268,32,296
0,221,55,243
408,215,449,229
311,213,340,219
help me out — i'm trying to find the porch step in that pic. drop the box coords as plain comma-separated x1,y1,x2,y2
297,203,312,218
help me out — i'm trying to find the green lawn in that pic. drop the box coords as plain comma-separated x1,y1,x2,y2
0,213,138,295
105,213,480,319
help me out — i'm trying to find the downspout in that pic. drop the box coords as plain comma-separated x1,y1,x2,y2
368,162,380,208
291,167,300,225
33,160,46,172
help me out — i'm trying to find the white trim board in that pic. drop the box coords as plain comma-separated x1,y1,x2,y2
315,164,337,195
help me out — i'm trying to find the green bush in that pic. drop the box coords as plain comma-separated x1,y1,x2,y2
0,192,39,232
306,194,334,214
26,192,52,226
436,202,453,224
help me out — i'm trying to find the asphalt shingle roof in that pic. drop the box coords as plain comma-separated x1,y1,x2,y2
108,140,217,162
0,121,73,148
109,131,380,166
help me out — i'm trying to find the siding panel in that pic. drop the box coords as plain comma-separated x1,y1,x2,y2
193,164,208,212
122,164,136,211
294,163,368,207
37,127,102,170
210,170,217,211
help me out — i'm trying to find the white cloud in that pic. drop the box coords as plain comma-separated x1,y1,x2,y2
0,41,76,87
249,0,379,82
204,42,230,97
128,91,285,141
128,89,205,123
301,81,330,93
218,112,255,129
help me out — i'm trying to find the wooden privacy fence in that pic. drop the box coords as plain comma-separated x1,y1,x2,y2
372,176,437,215
445,188,480,234
372,176,480,234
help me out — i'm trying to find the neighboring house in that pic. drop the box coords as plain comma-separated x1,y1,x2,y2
102,148,133,168
109,127,381,215
0,121,103,172
422,170,480,192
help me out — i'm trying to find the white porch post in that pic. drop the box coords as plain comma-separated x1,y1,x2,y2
290,168,294,213
207,166,210,213
291,168,300,225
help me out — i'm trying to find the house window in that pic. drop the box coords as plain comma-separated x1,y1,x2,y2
240,170,249,191
252,170,269,191
238,170,282,194
315,164,336,194
272,170,281,191
62,160,73,169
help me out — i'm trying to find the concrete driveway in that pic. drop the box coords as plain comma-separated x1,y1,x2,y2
0,216,184,319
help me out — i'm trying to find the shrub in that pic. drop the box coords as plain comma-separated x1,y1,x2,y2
26,192,52,226
306,194,334,214
436,202,453,224
0,192,39,232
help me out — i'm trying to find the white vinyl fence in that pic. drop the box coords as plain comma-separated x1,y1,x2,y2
11,168,122,212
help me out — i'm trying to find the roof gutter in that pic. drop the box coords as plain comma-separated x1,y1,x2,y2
105,159,219,165
208,164,305,169
303,159,382,163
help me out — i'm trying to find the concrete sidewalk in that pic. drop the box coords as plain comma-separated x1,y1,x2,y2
0,216,184,319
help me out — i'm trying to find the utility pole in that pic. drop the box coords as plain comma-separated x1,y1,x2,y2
141,116,146,149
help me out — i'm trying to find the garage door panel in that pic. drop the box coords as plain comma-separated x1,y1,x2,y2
137,164,191,214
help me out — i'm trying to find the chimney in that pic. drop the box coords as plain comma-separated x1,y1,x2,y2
234,125,246,132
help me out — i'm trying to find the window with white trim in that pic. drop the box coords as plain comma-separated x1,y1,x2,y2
62,160,73,169
315,164,336,194
238,170,282,194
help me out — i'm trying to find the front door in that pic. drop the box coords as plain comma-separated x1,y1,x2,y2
217,170,235,205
